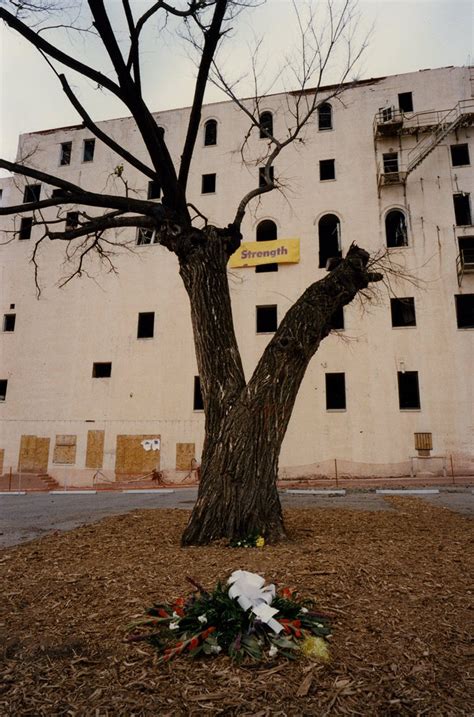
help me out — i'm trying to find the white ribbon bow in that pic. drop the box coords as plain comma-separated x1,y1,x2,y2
141,438,161,451
227,570,283,633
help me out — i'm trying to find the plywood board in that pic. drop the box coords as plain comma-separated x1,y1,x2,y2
0,448,4,476
115,434,161,476
176,443,195,471
86,430,105,469
18,435,50,473
53,435,77,464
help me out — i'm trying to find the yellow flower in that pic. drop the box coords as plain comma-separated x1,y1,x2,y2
300,636,331,662
255,536,265,547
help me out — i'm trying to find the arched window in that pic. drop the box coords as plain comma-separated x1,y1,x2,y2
256,219,278,273
385,209,408,247
204,119,217,146
259,111,273,138
318,103,332,131
318,214,341,268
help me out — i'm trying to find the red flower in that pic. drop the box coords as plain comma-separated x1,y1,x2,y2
189,637,199,650
158,608,169,618
281,587,295,599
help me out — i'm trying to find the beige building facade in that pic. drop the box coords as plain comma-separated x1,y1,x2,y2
1,65,473,484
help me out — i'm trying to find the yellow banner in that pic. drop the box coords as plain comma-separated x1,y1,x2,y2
228,238,300,268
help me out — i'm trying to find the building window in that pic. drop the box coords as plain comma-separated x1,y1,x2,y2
256,305,277,333
201,173,216,194
450,144,470,167
385,209,408,247
329,306,344,331
92,362,112,378
259,111,273,138
147,180,161,200
23,184,41,203
319,159,335,181
136,227,157,245
0,379,7,401
318,102,332,130
65,211,79,231
3,314,16,332
398,371,420,410
59,141,72,166
137,312,155,338
453,193,472,226
256,219,278,273
383,152,399,175
398,92,413,112
455,294,474,328
204,119,217,146
193,376,204,410
391,297,416,327
18,217,33,240
259,166,274,188
51,188,68,199
325,372,346,410
83,139,95,162
318,213,341,268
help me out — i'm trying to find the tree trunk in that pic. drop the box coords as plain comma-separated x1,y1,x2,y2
179,234,381,546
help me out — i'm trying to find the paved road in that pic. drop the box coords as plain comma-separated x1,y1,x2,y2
0,488,472,548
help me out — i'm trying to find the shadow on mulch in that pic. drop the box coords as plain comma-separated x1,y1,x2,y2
0,498,472,716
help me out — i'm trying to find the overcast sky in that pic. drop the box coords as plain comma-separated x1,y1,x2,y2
0,0,472,166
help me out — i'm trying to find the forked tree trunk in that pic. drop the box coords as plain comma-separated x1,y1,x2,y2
179,229,381,545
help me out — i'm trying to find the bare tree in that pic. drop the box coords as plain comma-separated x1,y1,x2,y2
0,0,381,545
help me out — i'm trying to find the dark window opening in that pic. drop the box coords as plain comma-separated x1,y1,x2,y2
256,219,278,273
256,305,277,333
383,152,399,174
318,102,332,130
326,372,346,410
18,217,33,240
398,92,413,113
147,180,161,200
3,314,16,332
65,211,79,231
319,159,335,181
83,139,95,162
385,209,408,247
23,184,41,203
453,193,471,226
398,371,420,409
204,119,217,146
9,304,15,309
455,294,474,328
137,312,155,338
51,188,68,199
259,111,273,138
391,297,416,327
0,379,7,401
136,227,156,245
318,213,341,268
92,362,112,378
450,144,470,167
201,173,216,194
193,376,204,410
329,306,344,331
458,236,474,267
60,141,72,166
259,165,274,188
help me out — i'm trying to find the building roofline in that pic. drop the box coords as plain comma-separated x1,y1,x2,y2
26,64,465,138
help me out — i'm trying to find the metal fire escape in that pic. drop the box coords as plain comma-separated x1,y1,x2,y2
374,98,474,186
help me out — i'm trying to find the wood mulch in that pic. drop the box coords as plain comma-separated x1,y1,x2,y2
0,498,472,716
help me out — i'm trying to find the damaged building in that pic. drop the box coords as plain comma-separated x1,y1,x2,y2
0,65,473,485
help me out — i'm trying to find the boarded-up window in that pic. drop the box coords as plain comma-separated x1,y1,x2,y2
18,435,50,473
86,430,105,469
53,435,77,464
115,434,161,476
176,443,196,470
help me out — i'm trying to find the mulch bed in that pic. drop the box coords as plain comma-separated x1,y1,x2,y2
0,498,472,716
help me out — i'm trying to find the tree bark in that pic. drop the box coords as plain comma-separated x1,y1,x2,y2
180,236,381,546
